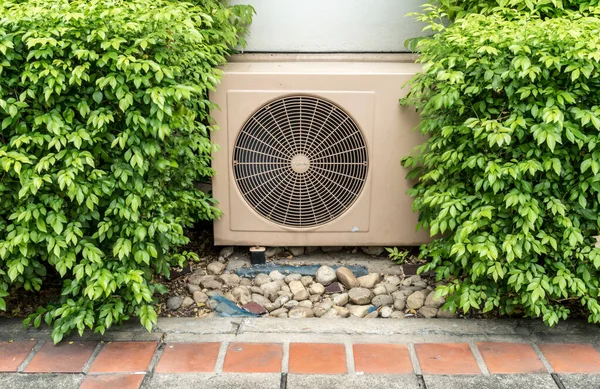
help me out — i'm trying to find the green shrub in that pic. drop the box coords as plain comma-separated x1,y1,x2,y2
433,0,600,19
402,11,600,325
0,0,252,342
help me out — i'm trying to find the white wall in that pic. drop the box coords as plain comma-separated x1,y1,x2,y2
230,0,427,53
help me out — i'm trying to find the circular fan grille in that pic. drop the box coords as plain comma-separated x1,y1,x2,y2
233,95,368,228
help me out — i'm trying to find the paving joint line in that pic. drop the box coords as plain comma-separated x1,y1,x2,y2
416,374,427,389
279,372,288,389
345,342,355,374
81,342,104,374
407,342,422,375
139,337,165,389
16,340,44,373
281,342,290,373
213,341,230,373
468,341,489,375
531,343,554,373
551,373,566,389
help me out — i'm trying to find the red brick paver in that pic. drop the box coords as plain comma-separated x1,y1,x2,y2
289,343,347,374
157,343,221,373
25,341,96,373
353,344,413,374
89,342,157,373
0,341,36,372
223,343,282,373
415,343,481,375
79,374,144,389
539,343,600,373
477,342,546,374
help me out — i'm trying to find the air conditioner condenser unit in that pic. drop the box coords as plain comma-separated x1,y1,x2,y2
210,60,429,246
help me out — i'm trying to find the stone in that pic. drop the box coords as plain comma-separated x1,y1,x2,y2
261,281,282,295
187,284,201,294
392,290,411,302
348,287,372,305
240,278,252,287
347,304,372,318
333,305,351,318
251,293,271,307
437,307,455,318
219,274,240,286
253,273,272,287
187,274,212,286
373,284,388,296
294,290,309,301
264,301,282,312
309,283,325,295
219,246,234,259
242,302,267,315
250,286,263,295
406,290,427,310
380,306,393,318
309,295,321,303
284,274,302,283
358,273,381,288
201,279,223,290
315,266,337,286
193,291,209,304
365,311,379,318
280,285,291,294
390,311,405,319
371,294,393,307
314,300,334,317
224,292,236,302
270,308,288,316
269,270,285,281
207,261,226,275
300,276,314,287
275,295,290,307
333,293,349,306
394,299,406,311
265,247,283,258
288,306,314,318
381,283,399,294
276,313,288,318
206,290,222,298
206,299,218,310
384,275,402,286
413,280,429,289
324,282,345,294
322,308,342,318
284,300,299,309
288,247,305,256
335,267,360,289
217,256,226,263
418,306,438,318
181,296,194,307
361,246,385,256
289,280,305,295
278,291,293,300
321,246,343,253
402,275,421,286
264,291,278,303
425,291,446,308
298,300,313,308
167,296,183,310
400,285,425,293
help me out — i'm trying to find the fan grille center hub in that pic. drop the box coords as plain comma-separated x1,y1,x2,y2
291,154,310,173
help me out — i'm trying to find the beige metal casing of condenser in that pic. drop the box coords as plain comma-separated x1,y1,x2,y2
211,57,429,246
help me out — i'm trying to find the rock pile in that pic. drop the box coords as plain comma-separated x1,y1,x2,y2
167,263,454,319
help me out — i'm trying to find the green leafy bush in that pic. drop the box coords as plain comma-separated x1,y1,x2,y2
402,10,600,325
0,0,251,342
433,0,600,19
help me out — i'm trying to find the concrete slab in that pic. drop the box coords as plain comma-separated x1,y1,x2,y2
145,373,281,389
287,374,420,388
227,251,403,275
559,374,600,388
424,374,557,389
0,373,83,389
155,317,241,335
